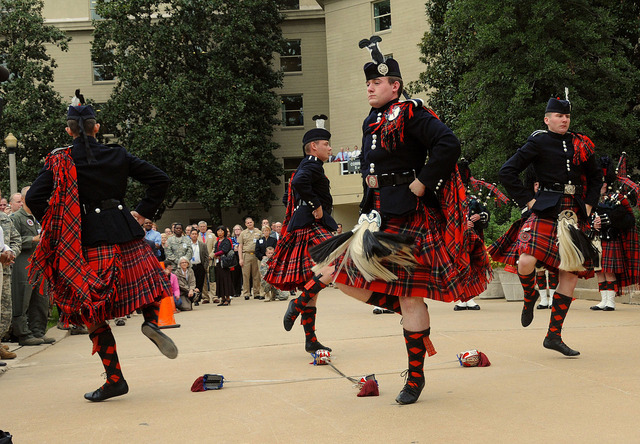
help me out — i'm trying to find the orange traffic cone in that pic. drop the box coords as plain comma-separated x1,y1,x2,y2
158,295,180,329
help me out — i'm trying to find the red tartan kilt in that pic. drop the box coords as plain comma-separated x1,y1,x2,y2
516,196,593,278
487,218,524,267
334,203,492,302
265,223,334,291
77,239,170,322
600,238,626,274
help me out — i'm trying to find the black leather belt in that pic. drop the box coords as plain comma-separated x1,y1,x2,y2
366,170,415,189
541,183,583,195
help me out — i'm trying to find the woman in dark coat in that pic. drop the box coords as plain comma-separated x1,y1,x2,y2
255,225,277,261
213,225,235,306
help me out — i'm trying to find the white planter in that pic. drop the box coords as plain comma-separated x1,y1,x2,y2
497,268,523,301
477,270,504,299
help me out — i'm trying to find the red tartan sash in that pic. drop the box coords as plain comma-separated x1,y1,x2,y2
572,133,595,165
280,171,296,238
28,149,118,324
439,166,470,264
370,102,439,152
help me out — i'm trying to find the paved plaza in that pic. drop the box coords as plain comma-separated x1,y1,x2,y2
1,288,639,443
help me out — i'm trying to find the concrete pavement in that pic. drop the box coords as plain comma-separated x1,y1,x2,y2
1,289,640,443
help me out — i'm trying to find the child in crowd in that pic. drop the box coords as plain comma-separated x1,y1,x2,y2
164,260,181,311
260,247,287,302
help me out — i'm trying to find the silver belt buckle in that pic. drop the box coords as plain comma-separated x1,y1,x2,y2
366,175,379,189
564,184,576,195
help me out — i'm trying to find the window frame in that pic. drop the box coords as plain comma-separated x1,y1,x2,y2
280,94,304,128
281,39,302,73
372,0,391,33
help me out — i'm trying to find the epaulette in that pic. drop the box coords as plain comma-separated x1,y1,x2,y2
51,145,72,154
401,98,424,108
530,130,547,138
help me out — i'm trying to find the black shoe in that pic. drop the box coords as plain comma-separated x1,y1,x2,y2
603,306,615,312
141,322,178,359
521,306,534,327
590,305,604,311
373,307,383,315
305,341,332,353
84,379,129,402
467,304,481,311
244,296,250,300
543,337,580,357
283,299,301,332
453,304,467,311
536,304,550,310
0,361,6,367
395,380,425,405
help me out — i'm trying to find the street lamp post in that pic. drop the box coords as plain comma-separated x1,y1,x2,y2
4,132,18,196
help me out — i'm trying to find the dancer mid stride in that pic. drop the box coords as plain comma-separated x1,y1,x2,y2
27,105,177,402
265,116,338,354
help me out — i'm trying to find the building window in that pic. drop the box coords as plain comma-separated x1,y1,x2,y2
90,0,102,20
93,60,115,82
280,0,300,10
373,0,391,32
281,95,303,127
281,40,302,73
283,157,304,186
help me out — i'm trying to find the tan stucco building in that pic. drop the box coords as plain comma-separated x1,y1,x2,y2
41,0,430,229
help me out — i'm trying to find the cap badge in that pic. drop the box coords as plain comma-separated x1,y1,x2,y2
377,63,388,75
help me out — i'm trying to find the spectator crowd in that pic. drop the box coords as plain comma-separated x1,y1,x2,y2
0,203,319,364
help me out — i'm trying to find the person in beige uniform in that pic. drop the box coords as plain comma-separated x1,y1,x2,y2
238,217,263,300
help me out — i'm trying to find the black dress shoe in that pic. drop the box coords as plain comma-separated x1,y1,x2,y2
84,379,129,402
244,296,250,300
603,306,615,311
305,341,332,353
453,305,467,311
395,380,425,405
283,299,301,332
0,361,6,367
467,304,481,311
543,337,580,356
521,307,534,327
141,322,178,359
536,304,550,310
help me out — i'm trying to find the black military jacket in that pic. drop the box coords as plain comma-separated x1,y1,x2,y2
499,130,601,217
26,137,170,247
359,99,461,217
287,155,338,231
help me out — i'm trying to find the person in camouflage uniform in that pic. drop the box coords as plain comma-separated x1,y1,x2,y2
10,186,54,346
0,192,21,361
259,247,287,302
165,223,193,266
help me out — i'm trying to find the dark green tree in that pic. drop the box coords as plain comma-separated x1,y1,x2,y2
91,0,285,223
0,0,70,193
416,0,640,182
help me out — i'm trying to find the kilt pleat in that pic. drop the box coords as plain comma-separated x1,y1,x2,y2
601,228,640,291
487,218,524,267
515,196,593,278
600,239,626,274
333,204,492,302
265,223,334,291
61,239,171,325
